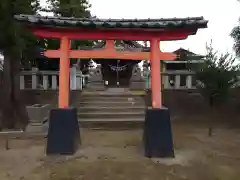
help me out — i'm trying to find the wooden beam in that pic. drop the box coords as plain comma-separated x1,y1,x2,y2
44,50,60,58
31,27,193,41
150,39,162,108
105,40,115,50
58,36,70,108
44,49,177,60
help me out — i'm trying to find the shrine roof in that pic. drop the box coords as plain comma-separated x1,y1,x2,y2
84,40,148,52
173,48,205,59
15,14,208,30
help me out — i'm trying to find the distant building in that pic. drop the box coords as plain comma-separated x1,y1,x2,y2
163,48,205,71
162,48,205,87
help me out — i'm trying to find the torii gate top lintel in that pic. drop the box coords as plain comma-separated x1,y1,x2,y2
15,15,208,41
15,14,208,109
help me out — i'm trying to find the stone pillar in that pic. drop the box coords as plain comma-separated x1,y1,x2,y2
70,66,77,90
31,67,38,89
86,64,105,90
130,65,145,90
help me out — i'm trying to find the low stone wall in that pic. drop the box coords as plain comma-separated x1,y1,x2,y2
145,89,240,123
20,89,240,123
20,90,82,107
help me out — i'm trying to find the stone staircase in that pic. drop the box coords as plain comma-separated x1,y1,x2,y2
78,90,146,129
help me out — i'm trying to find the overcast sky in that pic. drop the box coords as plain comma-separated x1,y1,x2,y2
40,0,240,55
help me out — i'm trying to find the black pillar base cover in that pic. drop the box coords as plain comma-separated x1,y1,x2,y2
46,108,80,155
143,108,174,158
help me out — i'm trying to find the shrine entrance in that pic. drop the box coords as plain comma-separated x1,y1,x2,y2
15,14,207,157
93,41,143,88
102,60,134,88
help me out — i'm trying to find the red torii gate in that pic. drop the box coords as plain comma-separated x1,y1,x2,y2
15,15,208,157
45,38,176,108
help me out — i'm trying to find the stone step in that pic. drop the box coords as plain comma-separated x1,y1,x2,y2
81,94,144,99
79,118,144,129
81,91,145,96
80,98,144,103
78,106,145,113
79,101,144,107
76,90,146,129
104,88,130,93
78,111,145,119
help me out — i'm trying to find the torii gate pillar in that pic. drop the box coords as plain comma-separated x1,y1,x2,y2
150,39,162,108
144,39,174,158
59,36,70,108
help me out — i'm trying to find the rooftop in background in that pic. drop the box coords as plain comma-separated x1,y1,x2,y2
164,48,205,63
14,14,208,32
173,48,205,59
74,41,205,61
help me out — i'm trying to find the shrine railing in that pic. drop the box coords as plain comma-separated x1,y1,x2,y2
160,71,240,89
144,70,197,90
20,68,85,90
19,69,198,90
161,70,197,90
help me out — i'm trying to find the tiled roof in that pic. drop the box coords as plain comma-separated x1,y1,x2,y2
77,40,149,52
14,14,208,30
173,48,205,60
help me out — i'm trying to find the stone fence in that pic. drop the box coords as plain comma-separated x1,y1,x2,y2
161,70,196,90
20,67,85,90
19,69,198,90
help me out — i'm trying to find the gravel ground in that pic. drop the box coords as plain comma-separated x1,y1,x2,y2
0,123,239,180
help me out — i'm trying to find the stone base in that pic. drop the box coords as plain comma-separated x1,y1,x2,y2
143,108,174,158
105,88,129,93
26,104,51,123
25,122,49,133
130,81,145,90
46,108,80,155
86,81,105,91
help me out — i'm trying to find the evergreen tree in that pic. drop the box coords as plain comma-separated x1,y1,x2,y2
230,1,240,56
0,0,41,129
231,23,240,56
46,0,91,17
40,0,94,72
191,43,240,107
